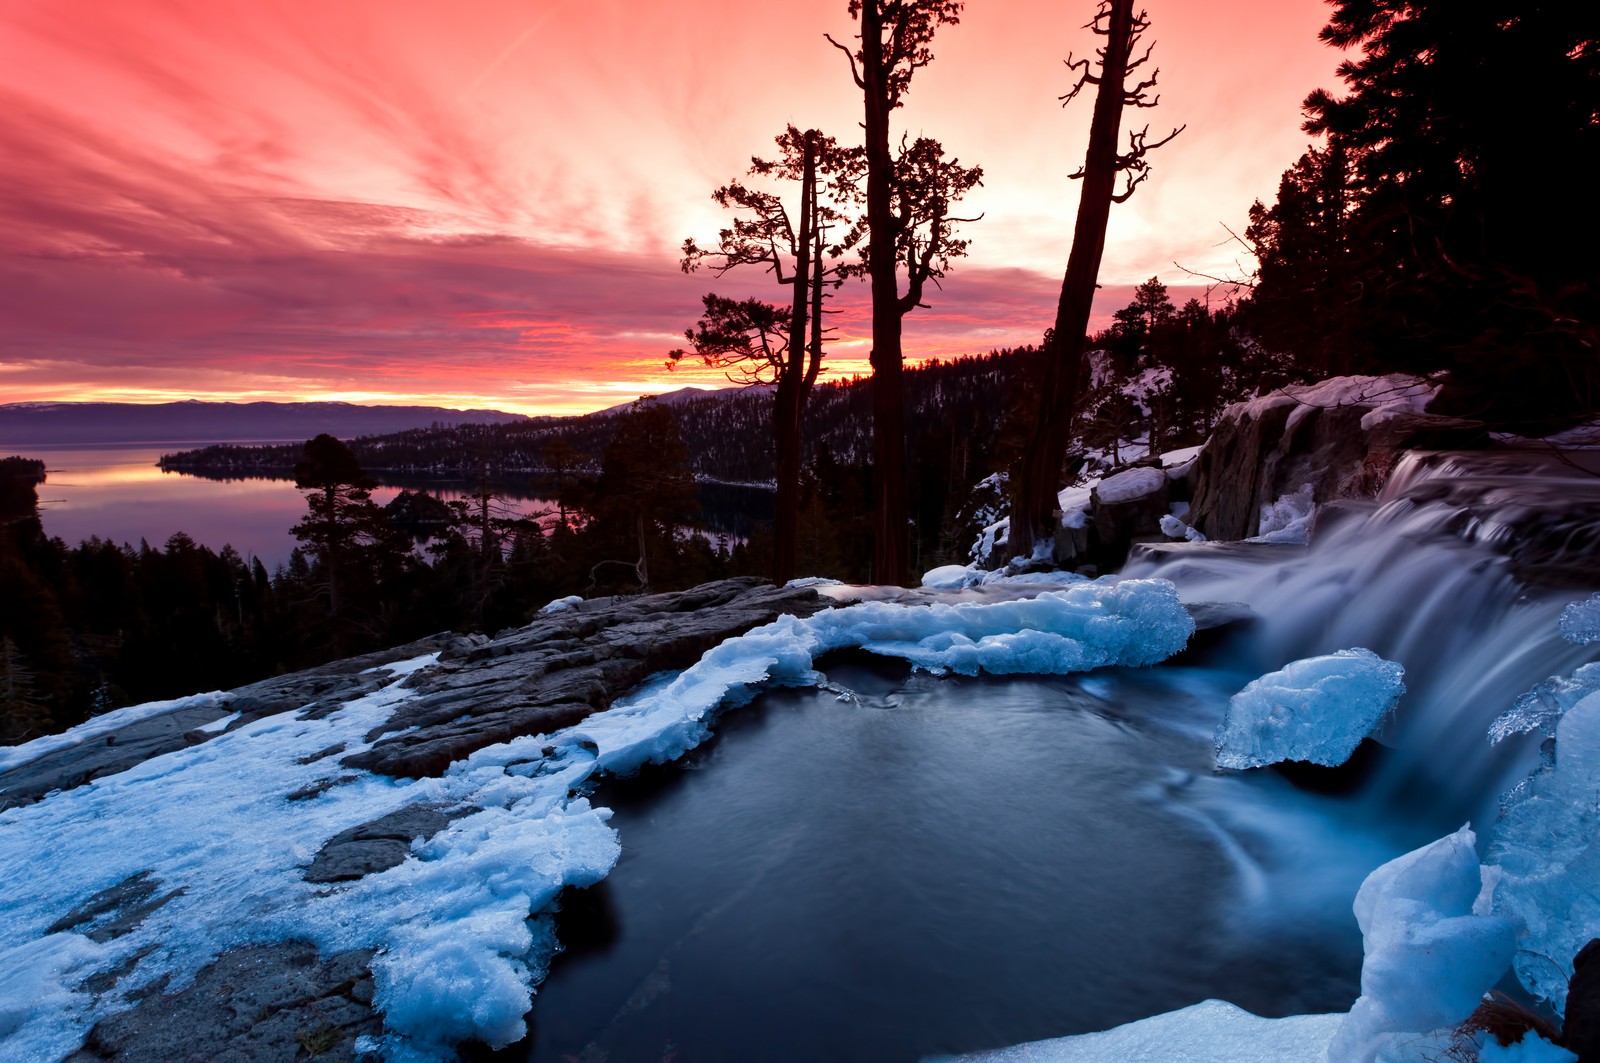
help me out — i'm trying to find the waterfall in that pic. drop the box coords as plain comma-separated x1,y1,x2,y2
1124,449,1600,821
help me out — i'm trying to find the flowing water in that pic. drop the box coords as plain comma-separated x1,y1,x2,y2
516,449,1600,1062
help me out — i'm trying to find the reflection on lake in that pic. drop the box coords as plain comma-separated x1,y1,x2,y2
23,443,558,569
20,443,771,570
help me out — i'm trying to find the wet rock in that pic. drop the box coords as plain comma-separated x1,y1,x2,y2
1564,938,1600,1060
71,943,379,1063
46,871,183,944
303,803,458,883
1187,390,1485,542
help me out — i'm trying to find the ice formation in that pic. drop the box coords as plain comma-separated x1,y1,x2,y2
1489,663,1600,744
1213,648,1405,769
0,580,1194,1062
1559,592,1600,645
1160,512,1207,542
1328,825,1518,1063
1490,687,1600,1013
1247,483,1316,545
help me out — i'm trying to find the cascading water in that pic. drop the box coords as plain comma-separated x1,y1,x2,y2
1123,448,1600,822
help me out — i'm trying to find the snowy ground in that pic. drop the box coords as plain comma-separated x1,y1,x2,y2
0,580,1194,1062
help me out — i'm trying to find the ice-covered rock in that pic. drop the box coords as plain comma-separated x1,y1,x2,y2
1214,648,1405,770
1329,825,1519,1063
1560,593,1600,645
1491,689,1600,1013
1489,663,1600,744
1246,483,1316,545
1160,513,1207,542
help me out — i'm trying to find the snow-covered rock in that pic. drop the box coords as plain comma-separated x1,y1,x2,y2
1491,688,1600,1013
1329,825,1518,1063
1214,648,1405,770
1185,373,1484,543
1094,466,1167,505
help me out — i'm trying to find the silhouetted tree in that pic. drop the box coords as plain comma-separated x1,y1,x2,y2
828,0,982,585
290,434,401,628
1302,0,1599,423
1009,0,1183,562
677,126,855,585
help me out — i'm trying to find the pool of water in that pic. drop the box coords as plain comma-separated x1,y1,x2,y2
520,654,1441,1063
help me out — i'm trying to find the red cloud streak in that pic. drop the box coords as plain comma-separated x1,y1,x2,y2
0,0,1333,415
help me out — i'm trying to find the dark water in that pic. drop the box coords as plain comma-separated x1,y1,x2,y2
522,656,1435,1063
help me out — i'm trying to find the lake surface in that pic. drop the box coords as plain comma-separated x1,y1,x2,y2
17,443,558,569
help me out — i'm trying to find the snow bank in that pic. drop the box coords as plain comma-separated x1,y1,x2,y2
1226,374,1438,436
575,579,1193,776
1214,648,1405,770
1247,483,1316,545
0,690,224,775
539,594,583,614
1329,826,1518,1063
1491,687,1600,1013
935,999,1342,1062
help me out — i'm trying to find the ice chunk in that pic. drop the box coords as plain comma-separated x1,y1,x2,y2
1160,513,1207,542
1489,663,1600,744
1490,689,1600,1012
932,999,1342,1062
1560,593,1600,645
1214,648,1405,769
1329,825,1518,1063
1095,466,1167,504
1247,483,1316,544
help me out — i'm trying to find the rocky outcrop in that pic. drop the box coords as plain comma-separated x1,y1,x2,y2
66,944,380,1063
341,577,834,777
1186,377,1487,542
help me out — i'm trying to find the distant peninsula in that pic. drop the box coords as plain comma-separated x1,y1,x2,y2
0,400,529,446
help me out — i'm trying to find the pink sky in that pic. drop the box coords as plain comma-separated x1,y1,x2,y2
0,0,1339,415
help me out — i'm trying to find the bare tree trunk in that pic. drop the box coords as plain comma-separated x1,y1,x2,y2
772,135,817,586
1010,0,1138,562
862,1,910,586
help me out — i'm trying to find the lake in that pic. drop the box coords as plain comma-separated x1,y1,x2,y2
16,443,559,570
14,442,768,569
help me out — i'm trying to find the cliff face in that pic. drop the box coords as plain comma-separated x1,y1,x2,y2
1185,376,1487,542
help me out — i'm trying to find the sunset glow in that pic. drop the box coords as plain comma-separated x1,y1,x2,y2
1,0,1338,415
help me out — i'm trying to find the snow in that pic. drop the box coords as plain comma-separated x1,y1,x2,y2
0,690,225,775
1214,648,1405,770
1160,513,1207,542
1224,374,1438,436
1095,465,1167,505
1328,825,1518,1063
1559,592,1600,645
935,1000,1343,1062
538,594,583,614
921,564,975,590
1490,687,1600,1013
1247,483,1316,544
0,583,1196,1062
